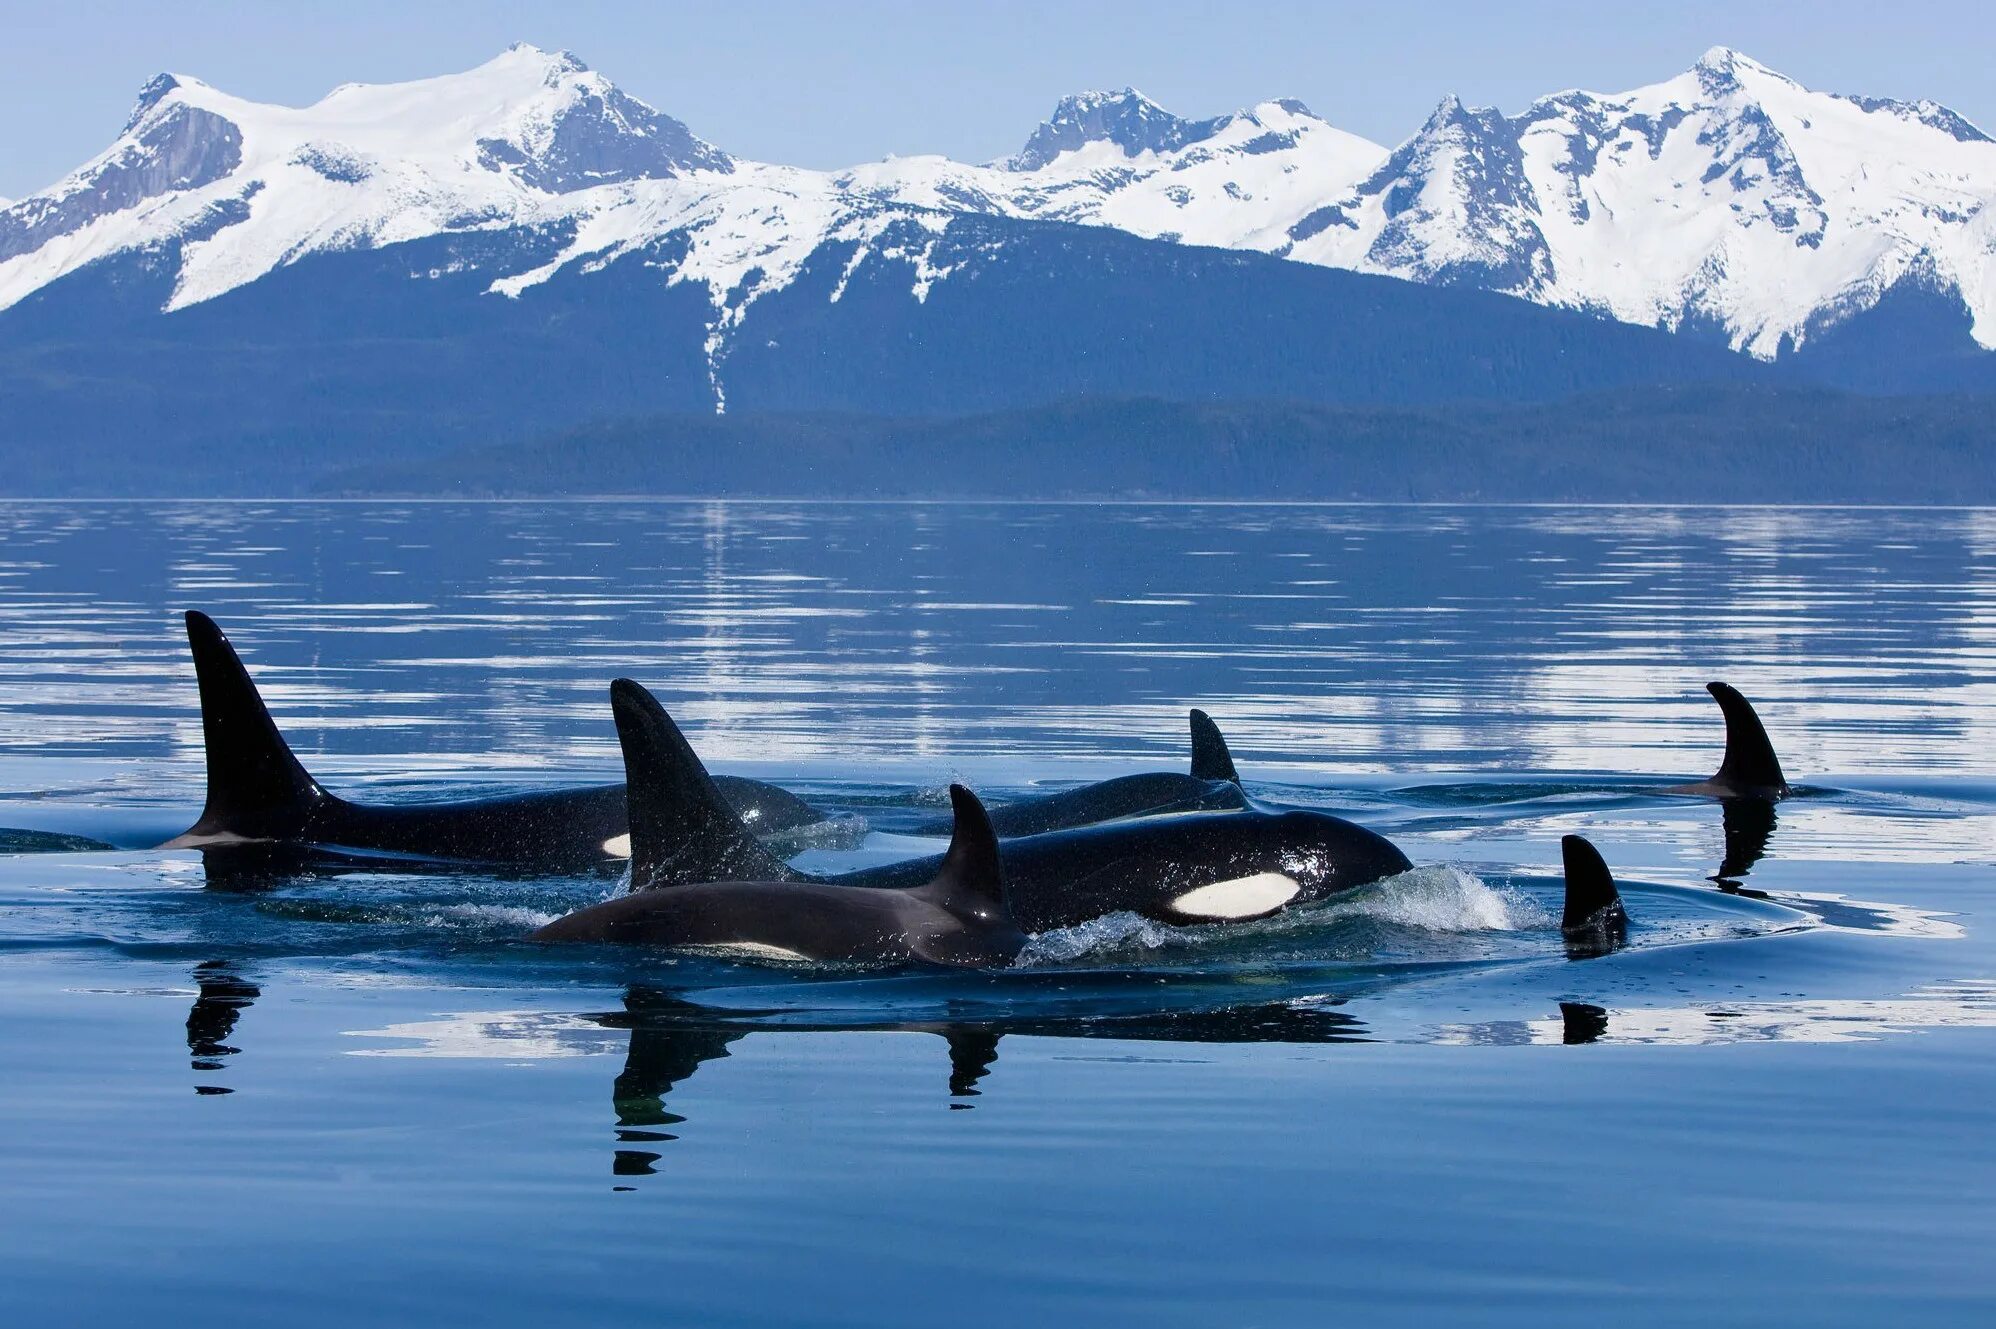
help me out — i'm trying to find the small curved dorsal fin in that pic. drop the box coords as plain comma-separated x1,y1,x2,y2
1560,834,1628,934
1189,709,1241,783
1706,681,1788,796
180,610,330,838
926,784,1007,914
611,679,797,890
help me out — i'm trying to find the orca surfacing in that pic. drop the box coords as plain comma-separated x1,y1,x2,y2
1559,833,1630,958
534,784,1026,969
165,612,1259,873
605,679,1413,933
163,611,823,870
905,709,1248,837
1664,681,1792,801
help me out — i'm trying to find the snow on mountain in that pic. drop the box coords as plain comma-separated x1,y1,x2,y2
0,53,1388,401
971,51,1996,356
0,44,740,312
838,91,1387,256
1295,48,1996,355
1,42,1993,397
1003,87,1249,169
450,82,1389,356
0,44,991,408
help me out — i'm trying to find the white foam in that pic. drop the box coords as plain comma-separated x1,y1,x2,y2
1017,911,1178,965
1016,865,1541,968
417,902,564,930
1339,865,1544,933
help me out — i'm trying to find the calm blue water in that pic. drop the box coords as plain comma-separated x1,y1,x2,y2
1,501,1992,1326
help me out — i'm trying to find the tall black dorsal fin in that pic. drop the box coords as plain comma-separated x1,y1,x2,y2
610,679,798,890
1560,834,1629,935
925,784,1007,914
1706,681,1788,796
176,610,329,840
1189,709,1240,783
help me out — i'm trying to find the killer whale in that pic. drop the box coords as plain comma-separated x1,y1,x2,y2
163,610,824,870
1559,833,1629,958
1657,683,1789,888
604,679,1412,933
1664,682,1791,801
535,823,1633,1118
166,611,1253,870
534,783,1028,969
905,708,1248,837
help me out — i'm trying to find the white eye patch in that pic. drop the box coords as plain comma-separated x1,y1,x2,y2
1169,872,1300,920
602,834,632,858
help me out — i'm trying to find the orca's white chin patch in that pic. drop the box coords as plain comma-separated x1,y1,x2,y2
602,834,631,858
1170,872,1301,920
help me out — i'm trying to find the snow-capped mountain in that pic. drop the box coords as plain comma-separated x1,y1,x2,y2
1299,48,1996,357
0,46,1403,405
0,45,742,311
836,89,1387,258
925,51,1996,360
0,41,1992,409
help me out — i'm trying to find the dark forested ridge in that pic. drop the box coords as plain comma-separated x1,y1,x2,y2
318,388,1996,504
1,215,1990,498
0,216,1770,496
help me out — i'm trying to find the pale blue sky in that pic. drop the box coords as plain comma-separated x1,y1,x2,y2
3,0,1991,197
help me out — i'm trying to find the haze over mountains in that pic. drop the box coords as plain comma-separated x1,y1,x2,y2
1,43,1993,496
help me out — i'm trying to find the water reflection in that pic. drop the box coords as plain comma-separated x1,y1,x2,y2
1559,1002,1610,1045
1444,982,1996,1046
4,502,1994,1197
598,990,742,1139
185,960,258,1094
340,967,1996,1188
2,502,1992,783
587,987,1371,1182
5,500,1996,1326
1714,797,1778,884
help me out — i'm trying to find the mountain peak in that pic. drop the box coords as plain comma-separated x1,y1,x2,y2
1695,45,1745,73
1691,46,1797,96
123,72,187,132
504,40,578,61
1072,86,1160,110
462,48,733,187
495,42,590,78
1007,87,1204,170
1421,94,1477,132
1265,97,1319,120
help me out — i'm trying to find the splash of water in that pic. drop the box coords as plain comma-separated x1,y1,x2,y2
1017,864,1541,967
414,902,564,933
1017,911,1181,965
1337,865,1548,932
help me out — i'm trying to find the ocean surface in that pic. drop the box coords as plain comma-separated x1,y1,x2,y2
0,500,1991,1326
